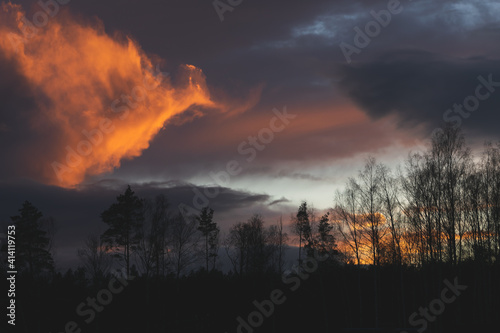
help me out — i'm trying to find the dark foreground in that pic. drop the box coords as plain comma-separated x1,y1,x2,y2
2,260,498,333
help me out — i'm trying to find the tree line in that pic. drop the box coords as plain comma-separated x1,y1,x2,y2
1,125,499,333
333,126,500,267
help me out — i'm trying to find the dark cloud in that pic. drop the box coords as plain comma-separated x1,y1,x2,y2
0,179,284,269
269,197,291,206
338,50,500,140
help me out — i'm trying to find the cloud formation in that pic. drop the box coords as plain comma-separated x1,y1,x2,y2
338,51,500,136
0,2,214,187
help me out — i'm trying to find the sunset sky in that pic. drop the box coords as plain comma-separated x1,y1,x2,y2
1,0,500,269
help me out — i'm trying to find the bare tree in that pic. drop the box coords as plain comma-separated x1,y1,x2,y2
167,213,200,278
225,214,271,275
334,181,364,265
357,156,386,267
431,126,471,265
401,152,436,265
224,226,244,275
78,234,112,282
136,194,169,278
378,164,403,265
480,142,500,262
333,180,365,326
267,216,289,274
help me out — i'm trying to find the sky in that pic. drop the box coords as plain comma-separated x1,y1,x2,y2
1,0,500,270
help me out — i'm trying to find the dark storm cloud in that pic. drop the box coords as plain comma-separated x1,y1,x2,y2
0,179,282,269
0,179,275,232
338,50,500,138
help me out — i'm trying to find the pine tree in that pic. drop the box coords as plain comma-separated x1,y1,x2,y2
11,201,54,276
294,201,312,263
317,212,336,255
197,206,219,271
101,185,144,278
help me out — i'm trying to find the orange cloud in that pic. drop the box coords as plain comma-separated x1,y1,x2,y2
0,2,216,188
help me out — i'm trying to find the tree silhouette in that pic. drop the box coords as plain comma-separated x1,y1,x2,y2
357,157,385,267
77,233,112,283
267,216,289,274
136,194,169,277
226,214,272,275
10,201,54,276
293,201,312,263
101,185,144,279
167,213,200,278
334,180,364,265
8,126,500,333
197,206,219,271
315,212,337,256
